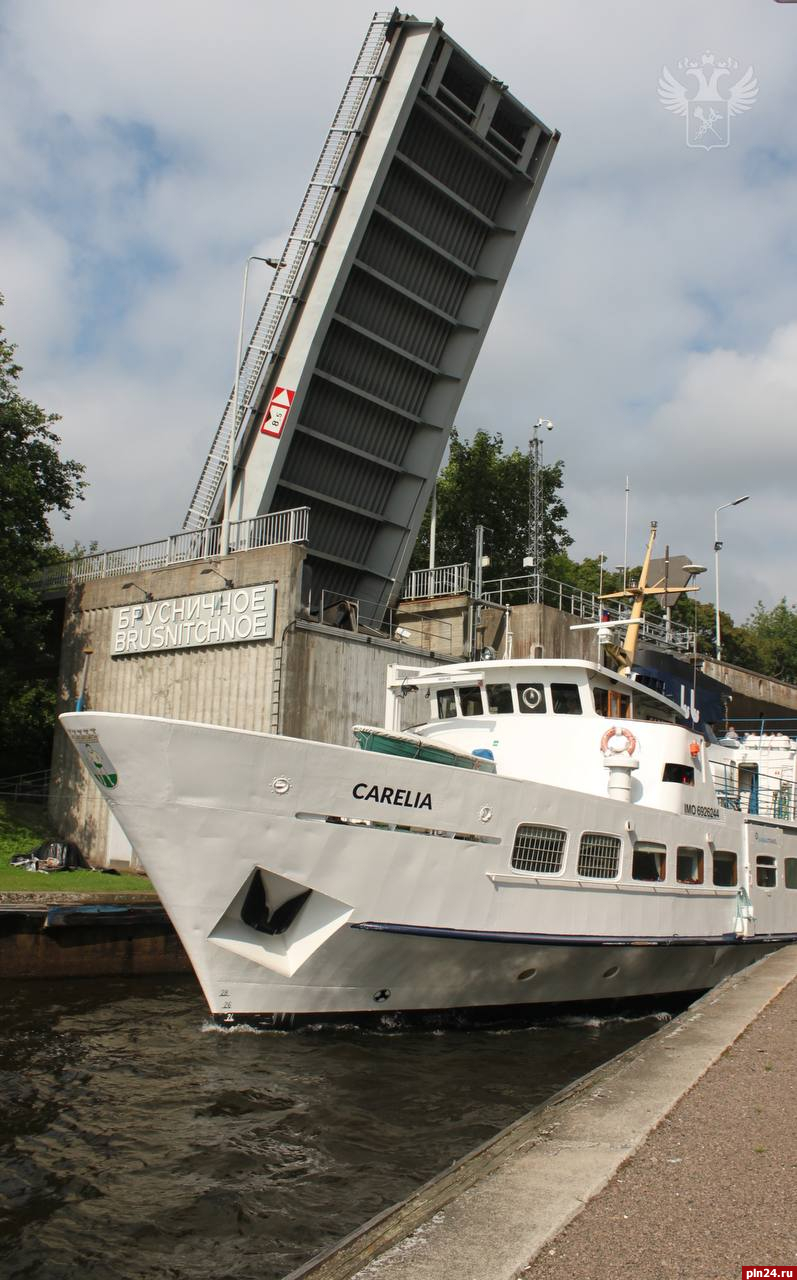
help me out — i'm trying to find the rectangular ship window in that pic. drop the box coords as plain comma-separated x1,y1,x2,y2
577,833,621,879
459,685,484,717
713,851,738,887
756,855,777,889
609,691,631,718
486,683,513,714
511,824,566,875
594,688,631,718
785,857,797,889
551,683,582,715
633,690,679,724
632,841,666,882
663,763,695,785
437,688,456,719
677,846,704,884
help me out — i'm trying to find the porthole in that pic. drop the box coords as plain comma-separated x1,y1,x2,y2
603,965,619,979
516,968,537,982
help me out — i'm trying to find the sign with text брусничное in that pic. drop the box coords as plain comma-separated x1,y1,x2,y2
111,584,275,655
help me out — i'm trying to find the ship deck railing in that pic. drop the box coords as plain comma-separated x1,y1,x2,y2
709,760,796,822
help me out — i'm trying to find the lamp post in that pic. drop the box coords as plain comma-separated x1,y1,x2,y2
714,495,750,661
221,254,282,556
525,417,554,603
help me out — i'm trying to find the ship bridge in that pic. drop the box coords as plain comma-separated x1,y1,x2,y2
183,12,559,622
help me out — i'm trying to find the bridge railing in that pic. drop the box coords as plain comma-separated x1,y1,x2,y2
37,507,310,591
481,573,695,654
403,563,471,600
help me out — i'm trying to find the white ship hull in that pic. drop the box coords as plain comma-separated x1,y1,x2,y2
61,710,797,1023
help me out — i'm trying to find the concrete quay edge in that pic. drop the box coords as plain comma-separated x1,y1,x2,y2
0,891,159,906
284,946,797,1280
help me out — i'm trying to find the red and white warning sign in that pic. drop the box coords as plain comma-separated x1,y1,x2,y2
259,387,295,438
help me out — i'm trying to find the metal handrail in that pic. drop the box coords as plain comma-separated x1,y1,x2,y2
0,768,51,804
402,564,695,653
182,13,395,531
36,507,310,591
315,588,454,651
709,760,795,822
404,563,471,600
481,572,695,653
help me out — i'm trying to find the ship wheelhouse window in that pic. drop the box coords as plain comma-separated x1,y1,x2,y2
437,689,457,719
663,763,695,785
577,833,621,879
676,846,704,884
593,688,631,718
517,682,546,714
713,850,738,887
785,858,797,889
459,686,485,717
486,683,513,714
633,690,679,724
632,841,666,882
756,855,777,889
551,683,582,715
511,824,566,874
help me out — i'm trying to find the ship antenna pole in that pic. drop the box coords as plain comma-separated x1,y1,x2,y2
623,475,630,593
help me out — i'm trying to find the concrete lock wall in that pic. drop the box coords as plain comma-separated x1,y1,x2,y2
393,598,599,664
280,623,439,745
509,603,598,663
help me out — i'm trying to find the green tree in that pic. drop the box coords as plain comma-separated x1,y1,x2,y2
546,552,624,598
0,297,85,776
738,599,797,682
410,429,572,581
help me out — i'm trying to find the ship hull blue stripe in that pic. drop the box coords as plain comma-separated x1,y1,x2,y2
351,922,797,948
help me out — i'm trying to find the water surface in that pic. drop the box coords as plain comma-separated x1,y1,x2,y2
0,977,677,1279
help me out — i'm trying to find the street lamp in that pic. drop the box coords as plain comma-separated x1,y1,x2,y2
527,417,554,603
200,566,234,589
714,496,750,661
221,254,283,556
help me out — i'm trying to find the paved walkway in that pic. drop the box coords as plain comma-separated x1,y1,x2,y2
521,970,797,1280
289,948,797,1280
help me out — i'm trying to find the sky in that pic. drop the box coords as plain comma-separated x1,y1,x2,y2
2,0,796,623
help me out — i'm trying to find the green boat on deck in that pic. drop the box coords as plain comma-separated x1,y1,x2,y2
352,725,496,772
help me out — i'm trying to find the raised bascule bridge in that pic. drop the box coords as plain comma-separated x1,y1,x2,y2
183,11,559,621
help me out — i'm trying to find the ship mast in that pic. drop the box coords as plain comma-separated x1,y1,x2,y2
600,521,698,676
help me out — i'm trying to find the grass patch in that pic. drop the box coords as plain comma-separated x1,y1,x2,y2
0,799,155,894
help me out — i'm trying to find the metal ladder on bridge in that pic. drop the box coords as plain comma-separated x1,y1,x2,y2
183,11,395,532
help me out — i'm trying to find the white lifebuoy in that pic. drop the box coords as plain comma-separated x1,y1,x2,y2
600,725,637,756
